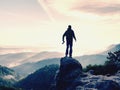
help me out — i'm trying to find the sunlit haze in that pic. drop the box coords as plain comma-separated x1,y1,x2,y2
0,0,120,56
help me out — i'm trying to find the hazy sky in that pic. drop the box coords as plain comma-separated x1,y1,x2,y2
0,0,120,56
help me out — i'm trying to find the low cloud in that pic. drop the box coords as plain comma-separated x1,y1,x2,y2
3,75,15,80
0,47,41,54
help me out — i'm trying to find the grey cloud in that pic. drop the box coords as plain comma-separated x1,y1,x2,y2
72,3,120,15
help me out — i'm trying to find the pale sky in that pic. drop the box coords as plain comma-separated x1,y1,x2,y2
0,0,120,56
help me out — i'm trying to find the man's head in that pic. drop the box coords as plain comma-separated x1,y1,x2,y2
68,25,72,29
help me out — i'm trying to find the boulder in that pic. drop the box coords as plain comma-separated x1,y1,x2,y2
56,57,82,90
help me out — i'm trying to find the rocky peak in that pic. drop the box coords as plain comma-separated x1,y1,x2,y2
53,57,120,90
55,57,83,90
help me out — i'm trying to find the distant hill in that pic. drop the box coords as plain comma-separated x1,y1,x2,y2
16,64,59,90
76,54,107,67
0,51,63,67
12,54,107,77
12,44,120,77
0,52,36,67
0,65,19,87
12,58,60,78
101,44,120,55
76,43,120,67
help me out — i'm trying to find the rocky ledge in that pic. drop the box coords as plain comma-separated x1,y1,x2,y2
53,57,120,90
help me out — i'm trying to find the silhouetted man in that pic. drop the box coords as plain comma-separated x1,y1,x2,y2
62,25,76,57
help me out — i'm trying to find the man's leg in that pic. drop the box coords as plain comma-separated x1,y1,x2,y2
69,43,73,57
65,44,69,57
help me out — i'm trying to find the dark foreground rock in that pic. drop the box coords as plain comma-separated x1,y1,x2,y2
56,57,83,90
52,57,120,90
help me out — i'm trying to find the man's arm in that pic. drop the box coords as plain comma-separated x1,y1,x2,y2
62,31,66,44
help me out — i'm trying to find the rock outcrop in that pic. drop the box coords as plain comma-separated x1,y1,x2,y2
56,57,83,90
54,57,120,90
